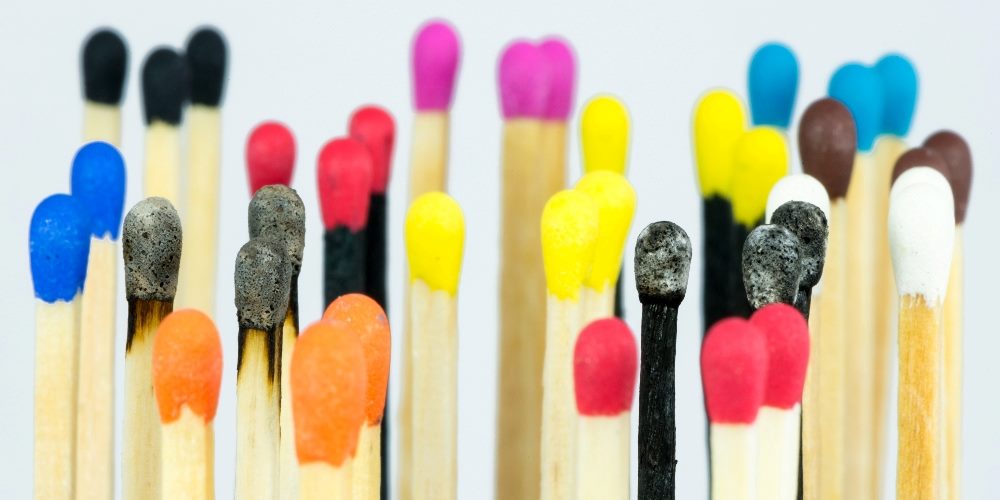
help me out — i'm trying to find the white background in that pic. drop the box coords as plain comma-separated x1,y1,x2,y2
1,0,997,498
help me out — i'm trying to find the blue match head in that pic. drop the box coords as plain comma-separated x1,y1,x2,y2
828,63,883,152
29,194,92,303
71,141,127,239
874,54,918,137
748,42,799,129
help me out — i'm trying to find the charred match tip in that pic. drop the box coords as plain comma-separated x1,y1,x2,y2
770,201,828,289
634,221,692,306
742,224,802,309
123,197,182,301
248,185,306,273
234,237,292,330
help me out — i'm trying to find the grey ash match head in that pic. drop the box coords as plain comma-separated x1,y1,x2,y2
235,237,292,330
770,201,828,289
634,221,692,306
248,185,306,274
123,197,183,301
742,224,802,309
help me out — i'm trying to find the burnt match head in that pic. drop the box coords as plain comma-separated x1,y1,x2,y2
742,224,802,309
235,237,292,330
923,130,972,224
798,98,856,199
633,221,692,306
248,185,306,274
141,47,189,126
770,201,828,289
891,147,950,186
185,26,228,107
82,28,128,105
123,197,182,301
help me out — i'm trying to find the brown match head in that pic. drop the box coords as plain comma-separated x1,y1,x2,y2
798,98,856,199
234,237,292,330
248,185,306,273
923,130,972,224
891,147,950,186
122,197,182,301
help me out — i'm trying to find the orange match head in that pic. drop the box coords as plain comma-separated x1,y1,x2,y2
292,320,367,466
323,293,391,425
152,309,223,424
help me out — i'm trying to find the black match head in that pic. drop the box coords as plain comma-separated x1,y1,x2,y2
122,197,182,301
742,224,802,309
634,221,692,306
141,47,189,126
82,28,128,105
248,185,306,273
185,26,228,107
235,237,292,330
770,201,828,288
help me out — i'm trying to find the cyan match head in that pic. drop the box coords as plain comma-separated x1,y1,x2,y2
874,54,918,137
828,63,883,152
748,42,799,129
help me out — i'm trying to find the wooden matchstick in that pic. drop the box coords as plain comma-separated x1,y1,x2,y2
246,121,296,194
747,42,799,132
81,29,127,146
140,48,188,207
576,171,636,322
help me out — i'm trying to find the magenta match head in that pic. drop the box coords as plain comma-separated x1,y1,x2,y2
539,37,576,121
574,318,638,417
750,303,809,409
497,40,550,119
701,318,768,424
411,20,460,112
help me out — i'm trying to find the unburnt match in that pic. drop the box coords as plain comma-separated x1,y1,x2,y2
81,28,128,145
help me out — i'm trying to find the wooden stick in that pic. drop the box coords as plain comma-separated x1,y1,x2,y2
81,29,127,147
711,424,757,500
83,103,122,146
141,48,186,207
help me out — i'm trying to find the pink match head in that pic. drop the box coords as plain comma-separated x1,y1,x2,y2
316,138,373,231
497,40,550,119
574,318,638,416
411,20,460,111
349,105,396,194
246,121,296,194
750,304,809,409
701,318,768,424
539,37,576,121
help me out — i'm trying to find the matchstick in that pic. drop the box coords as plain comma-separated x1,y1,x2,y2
540,190,599,500
575,170,636,321
292,321,367,500
70,142,126,500
702,318,768,500
634,221,692,499
235,238,293,500
246,121,296,194
176,27,228,315
30,194,91,500
765,175,830,316
141,48,188,206
574,318,638,500
81,29,127,146
323,294,391,500
152,309,222,500
747,42,799,131
741,224,803,310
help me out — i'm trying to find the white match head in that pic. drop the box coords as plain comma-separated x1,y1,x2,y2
888,180,954,303
891,166,952,204
765,173,829,223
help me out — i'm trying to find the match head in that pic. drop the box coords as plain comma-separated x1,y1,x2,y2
923,130,972,224
891,147,950,186
750,303,809,409
81,28,128,105
828,63,883,152
539,37,576,121
770,201,828,289
152,309,223,424
70,141,127,239
122,197,182,301
498,40,550,119
316,138,373,231
323,294,391,425
731,127,789,227
292,321,367,467
248,185,306,273
874,54,918,137
349,105,396,194
246,121,296,194
693,89,748,198
405,192,465,294
141,47,189,126
701,318,768,424
765,174,829,223
185,26,228,107
234,237,292,330
29,194,91,303
411,20,460,111
581,94,630,174
574,318,638,417
575,171,637,290
541,190,600,300
798,98,856,199
747,42,799,129
634,221,692,306
888,180,955,303
742,224,802,309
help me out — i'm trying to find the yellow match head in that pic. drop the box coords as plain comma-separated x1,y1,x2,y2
731,127,790,227
575,171,636,290
405,192,465,294
581,95,630,174
541,189,600,300
693,89,748,198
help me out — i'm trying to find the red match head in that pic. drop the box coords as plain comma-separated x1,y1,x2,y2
750,303,809,409
316,138,373,231
574,318,638,416
349,106,396,195
246,121,296,194
701,318,768,424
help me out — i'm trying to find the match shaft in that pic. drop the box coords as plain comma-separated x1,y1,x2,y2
35,300,80,500
236,327,280,500
161,407,213,500
408,112,450,198
943,230,964,500
702,196,735,332
83,102,122,146
143,122,181,207
638,302,677,499
540,295,584,500
279,291,299,500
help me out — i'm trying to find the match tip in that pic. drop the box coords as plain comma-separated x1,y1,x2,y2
234,237,292,330
412,20,460,111
798,98,856,199
82,28,128,105
765,174,829,223
874,54,918,137
123,197,182,301
349,105,396,194
405,192,465,294
634,221,691,305
152,309,222,424
248,185,306,272
141,47,189,126
828,62,882,152
574,318,638,416
541,190,600,300
246,121,296,194
29,194,91,303
750,304,809,409
185,26,228,107
731,127,789,227
693,89,748,197
581,94,630,174
770,201,828,289
888,180,955,302
292,321,367,466
70,141,127,239
891,147,950,187
498,40,550,119
742,224,802,309
701,318,768,424
323,294,390,425
575,171,637,290
539,37,576,120
923,130,972,223
317,138,373,231
748,42,799,128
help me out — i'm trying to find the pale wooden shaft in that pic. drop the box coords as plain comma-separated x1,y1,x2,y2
582,285,615,325
279,313,299,500
299,461,352,500
144,122,181,206
575,414,631,500
803,296,821,500
539,121,568,199
161,406,213,500
353,423,382,500
710,423,757,500
757,405,800,500
541,294,585,500
83,102,122,147
818,200,847,499
35,300,80,500
943,230,964,500
237,331,280,500
123,304,165,500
